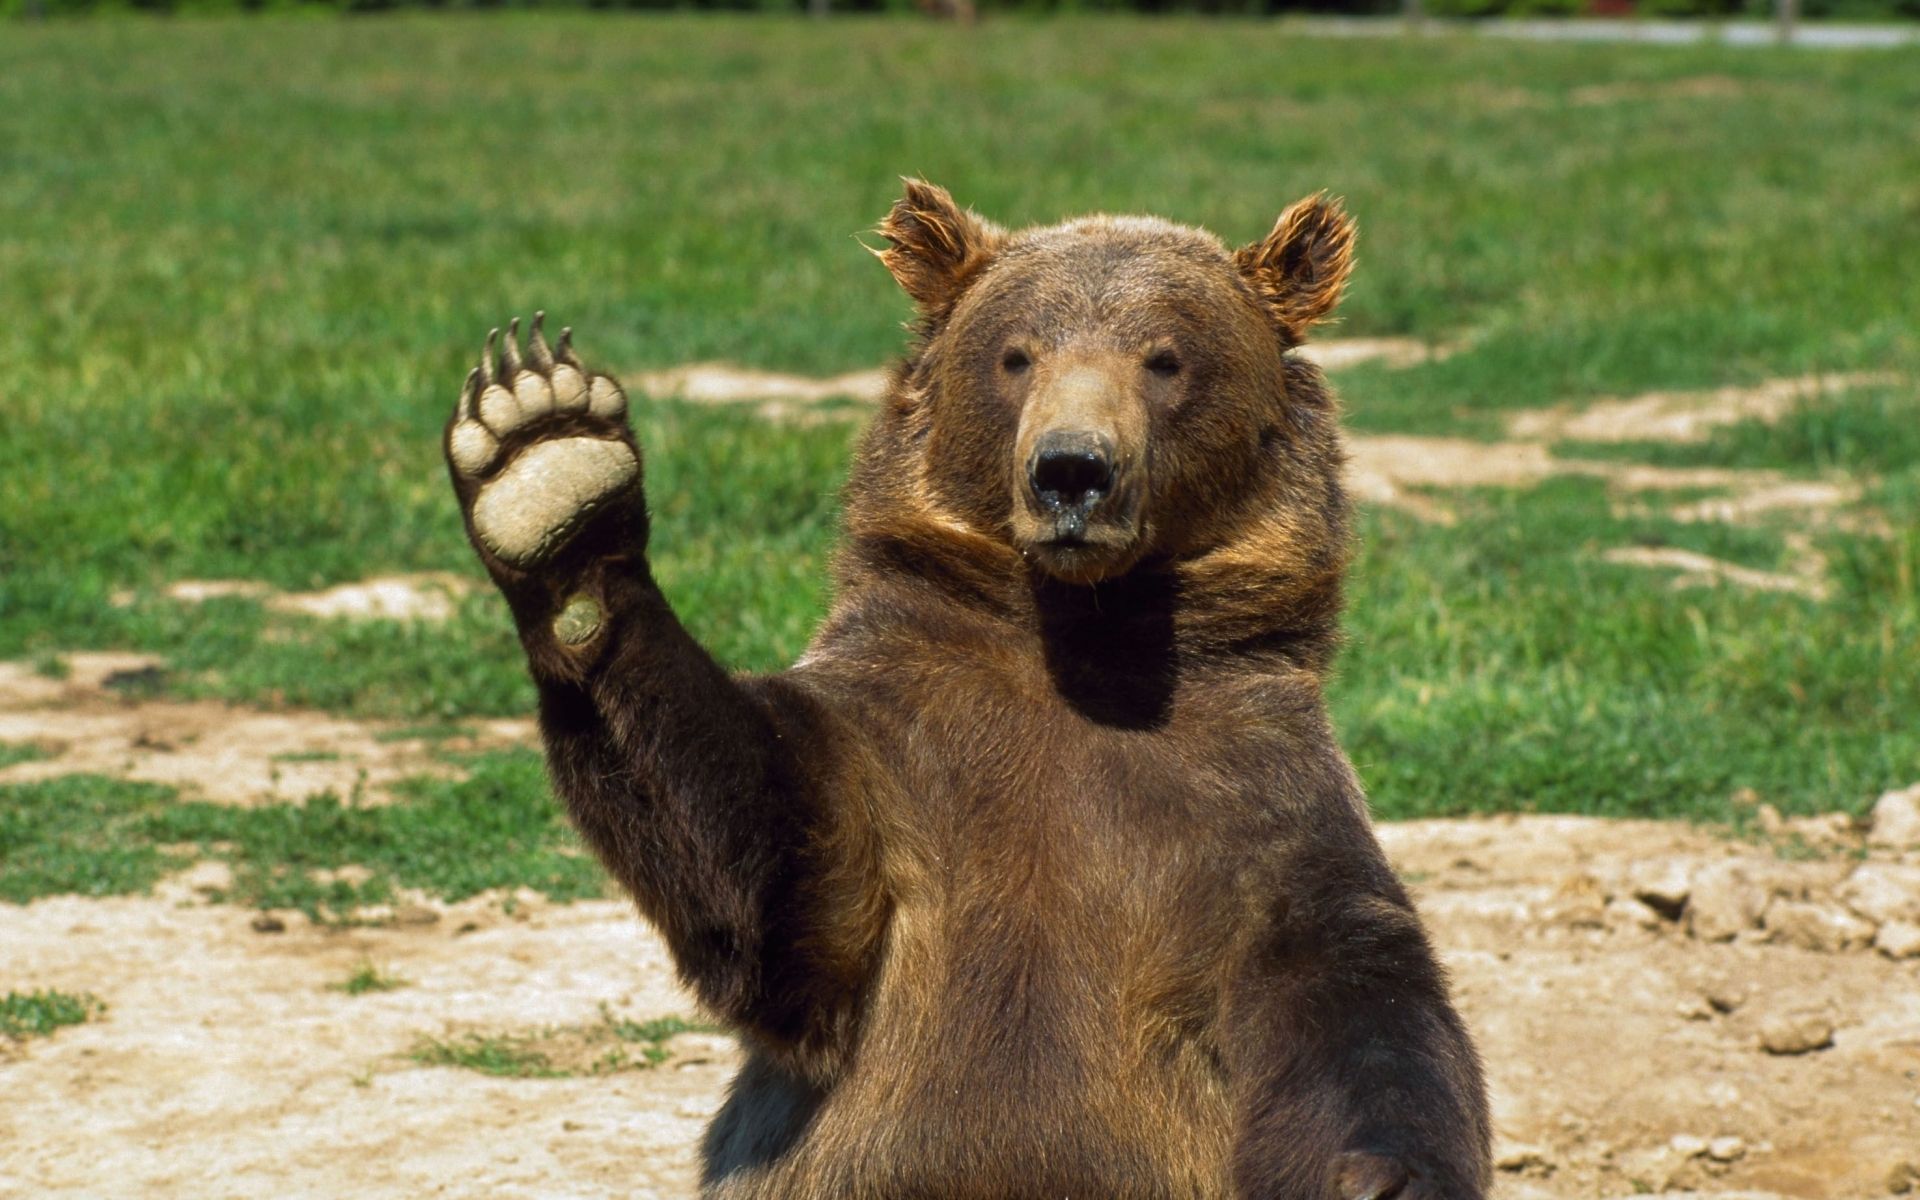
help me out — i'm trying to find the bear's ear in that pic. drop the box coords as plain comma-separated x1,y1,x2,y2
1232,193,1356,346
874,178,1003,324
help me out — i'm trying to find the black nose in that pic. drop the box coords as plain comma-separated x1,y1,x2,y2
1029,431,1115,512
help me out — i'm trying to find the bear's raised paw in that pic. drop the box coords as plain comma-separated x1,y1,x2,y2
445,314,641,572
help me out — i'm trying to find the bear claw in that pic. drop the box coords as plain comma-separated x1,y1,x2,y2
448,315,640,571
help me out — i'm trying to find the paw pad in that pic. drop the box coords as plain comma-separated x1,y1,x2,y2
553,594,606,646
448,314,640,570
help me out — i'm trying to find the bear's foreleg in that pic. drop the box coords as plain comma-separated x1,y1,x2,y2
1224,802,1491,1199
444,318,885,1075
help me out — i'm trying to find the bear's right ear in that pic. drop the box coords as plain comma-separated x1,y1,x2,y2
874,178,1003,325
1233,192,1356,346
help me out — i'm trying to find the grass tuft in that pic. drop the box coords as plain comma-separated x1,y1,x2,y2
409,1010,722,1079
329,961,410,996
0,753,606,912
0,989,105,1041
0,742,50,770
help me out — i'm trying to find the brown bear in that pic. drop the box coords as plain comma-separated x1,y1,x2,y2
443,180,1491,1199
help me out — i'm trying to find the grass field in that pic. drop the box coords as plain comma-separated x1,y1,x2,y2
2,17,1917,907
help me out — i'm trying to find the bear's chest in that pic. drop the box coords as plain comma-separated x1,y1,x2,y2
885,675,1264,1048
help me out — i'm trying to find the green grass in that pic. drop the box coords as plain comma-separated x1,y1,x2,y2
0,742,50,770
0,753,607,913
1,16,1915,828
0,989,104,1041
410,1032,568,1079
329,961,410,996
409,1010,720,1079
1333,479,1919,820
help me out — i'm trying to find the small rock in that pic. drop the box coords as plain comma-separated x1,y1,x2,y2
1764,898,1876,952
1756,803,1786,837
1670,1133,1709,1158
1707,1136,1746,1163
1606,896,1664,932
1876,920,1920,960
392,904,441,927
1759,1012,1834,1055
1841,863,1920,925
666,1032,739,1068
1629,858,1692,920
178,859,235,896
1888,1159,1919,1194
1776,810,1864,850
1548,873,1607,929
1705,984,1746,1014
1869,784,1920,850
1689,862,1766,941
250,913,286,934
1494,1142,1552,1174
1676,997,1714,1022
561,1119,585,1133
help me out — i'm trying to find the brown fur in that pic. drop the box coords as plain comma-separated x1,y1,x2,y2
447,180,1490,1198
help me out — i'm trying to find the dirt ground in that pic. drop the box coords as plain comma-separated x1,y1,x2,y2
4,653,1917,1198
5,351,1916,1198
5,797,1918,1199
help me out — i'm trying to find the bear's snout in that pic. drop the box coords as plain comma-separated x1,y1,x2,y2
1007,356,1151,583
1027,430,1116,531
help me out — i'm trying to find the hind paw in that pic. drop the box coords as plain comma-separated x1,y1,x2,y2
445,314,641,572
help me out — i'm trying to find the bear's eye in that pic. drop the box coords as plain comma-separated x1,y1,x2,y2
1001,349,1031,374
1145,350,1182,378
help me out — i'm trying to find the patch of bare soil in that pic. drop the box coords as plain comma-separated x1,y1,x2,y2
1347,370,1898,531
1344,371,1908,599
0,884,726,1200
0,653,533,806
1341,435,1866,533
625,338,1454,417
1297,336,1460,371
1506,372,1897,445
1599,547,1828,601
631,362,892,421
127,572,477,623
5,810,1918,1199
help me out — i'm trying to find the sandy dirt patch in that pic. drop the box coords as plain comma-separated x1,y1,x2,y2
1506,372,1898,444
632,362,893,413
127,573,477,624
1342,436,1862,531
0,652,533,807
1599,546,1829,601
4,814,1917,1199
0,883,722,1200
626,338,1454,417
1340,370,1904,600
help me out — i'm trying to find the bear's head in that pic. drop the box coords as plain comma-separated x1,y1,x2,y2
848,180,1355,642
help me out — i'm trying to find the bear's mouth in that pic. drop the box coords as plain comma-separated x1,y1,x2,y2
1020,516,1143,584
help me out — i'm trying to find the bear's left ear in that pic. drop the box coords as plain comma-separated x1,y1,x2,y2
875,178,1003,325
1232,193,1356,346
